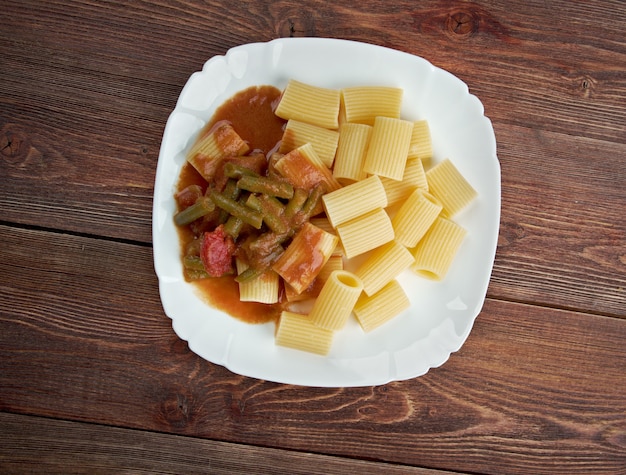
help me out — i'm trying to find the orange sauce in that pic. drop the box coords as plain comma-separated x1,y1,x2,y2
175,85,288,324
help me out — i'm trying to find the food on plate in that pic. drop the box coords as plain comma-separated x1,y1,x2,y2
173,80,477,355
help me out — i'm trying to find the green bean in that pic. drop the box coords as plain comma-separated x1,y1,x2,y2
300,184,324,219
174,197,215,226
210,191,263,229
183,255,209,280
217,179,242,224
284,188,309,219
237,175,294,199
223,162,260,180
247,194,289,234
223,215,245,239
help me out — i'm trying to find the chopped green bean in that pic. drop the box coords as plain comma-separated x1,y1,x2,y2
223,215,245,239
174,197,215,226
237,175,294,199
300,184,324,219
210,191,263,229
284,188,309,219
247,194,289,234
223,162,260,180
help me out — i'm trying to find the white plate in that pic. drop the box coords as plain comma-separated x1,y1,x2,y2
152,38,500,387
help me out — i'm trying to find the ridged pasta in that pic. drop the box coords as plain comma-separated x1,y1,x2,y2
341,86,403,125
272,222,338,294
187,121,249,181
380,158,428,207
426,158,477,217
236,259,280,304
411,217,467,280
274,143,341,194
336,208,395,259
309,270,363,331
363,116,414,180
322,175,387,228
332,123,372,184
275,79,340,129
279,119,340,168
354,240,415,296
392,189,443,248
354,280,410,332
407,120,433,165
275,311,334,355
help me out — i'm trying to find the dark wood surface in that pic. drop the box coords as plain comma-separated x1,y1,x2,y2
1,1,625,474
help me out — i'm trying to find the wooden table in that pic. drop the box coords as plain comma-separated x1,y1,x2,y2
2,1,625,473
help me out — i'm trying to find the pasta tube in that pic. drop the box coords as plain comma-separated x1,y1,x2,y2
340,86,403,125
322,175,387,228
279,119,340,168
236,259,280,304
407,120,433,165
392,189,443,248
380,158,428,207
332,123,371,184
275,79,340,129
363,116,414,180
336,208,395,259
309,270,363,331
275,311,334,355
354,280,410,332
426,158,477,217
354,240,414,296
411,217,467,280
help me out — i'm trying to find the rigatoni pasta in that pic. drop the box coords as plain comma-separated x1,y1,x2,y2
275,311,334,355
363,116,414,180
309,270,363,330
411,217,467,280
380,158,428,207
280,119,340,168
336,208,394,259
322,175,387,228
332,123,371,184
354,280,410,332
340,86,403,125
407,120,432,164
392,189,443,248
426,158,477,217
236,259,280,304
354,240,414,296
275,79,340,129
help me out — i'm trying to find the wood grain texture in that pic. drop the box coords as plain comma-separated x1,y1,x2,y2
1,413,458,475
1,1,626,474
1,226,625,474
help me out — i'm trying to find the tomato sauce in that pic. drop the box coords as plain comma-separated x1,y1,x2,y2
175,85,288,324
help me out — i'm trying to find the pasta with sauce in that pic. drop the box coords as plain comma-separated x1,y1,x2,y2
173,80,478,356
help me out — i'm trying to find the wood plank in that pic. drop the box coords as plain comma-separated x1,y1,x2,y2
1,226,625,474
2,1,624,142
0,412,456,475
489,124,626,317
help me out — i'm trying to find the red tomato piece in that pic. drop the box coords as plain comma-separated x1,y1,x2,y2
200,225,236,277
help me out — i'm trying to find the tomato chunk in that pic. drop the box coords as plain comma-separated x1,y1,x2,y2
200,225,236,277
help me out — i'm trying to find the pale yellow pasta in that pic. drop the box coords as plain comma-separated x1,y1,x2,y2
354,240,414,296
407,120,433,165
309,270,363,331
275,311,334,355
187,122,249,181
274,143,341,194
392,189,443,248
272,222,338,294
426,158,477,217
380,158,428,207
353,280,410,332
279,119,340,168
332,123,371,184
363,116,414,180
336,208,394,259
275,79,340,129
322,175,387,228
411,217,467,280
341,86,403,125
235,259,279,304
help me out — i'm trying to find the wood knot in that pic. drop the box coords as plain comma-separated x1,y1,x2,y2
272,5,317,38
447,10,479,37
1,125,26,159
158,389,197,429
